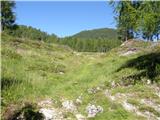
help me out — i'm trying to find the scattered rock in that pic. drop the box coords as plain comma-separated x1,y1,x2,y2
122,101,137,112
86,104,103,118
87,87,101,94
75,53,81,56
38,99,65,120
120,47,138,56
154,87,160,97
120,50,137,56
76,95,83,105
75,114,86,120
120,40,136,47
121,43,125,46
59,72,64,75
62,100,77,113
105,89,134,102
147,79,151,85
38,98,53,108
114,93,127,100
111,81,116,88
96,86,101,91
104,89,115,101
143,111,159,120
87,88,96,94
39,108,63,120
140,99,160,112
105,89,160,119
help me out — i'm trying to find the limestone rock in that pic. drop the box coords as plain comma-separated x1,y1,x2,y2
111,81,116,88
122,101,136,112
87,87,101,94
39,108,63,120
147,79,151,84
76,95,83,105
38,98,53,108
86,104,103,118
62,100,77,112
75,114,86,120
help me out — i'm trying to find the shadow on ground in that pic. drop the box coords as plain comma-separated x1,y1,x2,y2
4,104,44,120
117,52,160,84
1,77,22,90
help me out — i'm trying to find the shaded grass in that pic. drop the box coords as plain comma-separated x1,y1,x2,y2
117,52,160,83
3,103,44,120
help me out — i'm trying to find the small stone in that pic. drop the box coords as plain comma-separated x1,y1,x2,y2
76,98,82,104
86,104,103,118
147,79,151,84
155,87,160,97
87,86,102,94
38,99,53,107
96,87,101,90
75,114,86,120
87,87,100,94
39,108,63,120
39,108,55,120
122,101,136,112
111,81,116,88
62,100,77,112
59,72,64,75
76,96,82,104
104,89,115,101
120,50,137,56
97,106,103,113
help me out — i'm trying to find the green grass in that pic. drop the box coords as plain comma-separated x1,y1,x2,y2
139,105,160,117
1,34,160,119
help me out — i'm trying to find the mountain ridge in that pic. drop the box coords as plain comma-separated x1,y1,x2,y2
71,28,117,39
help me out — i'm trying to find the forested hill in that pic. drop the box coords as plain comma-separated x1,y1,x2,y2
72,28,117,39
58,28,120,52
5,25,57,42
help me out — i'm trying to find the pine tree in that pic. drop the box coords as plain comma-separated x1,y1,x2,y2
1,0,16,30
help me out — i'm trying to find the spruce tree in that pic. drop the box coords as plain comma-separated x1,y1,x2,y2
1,0,16,30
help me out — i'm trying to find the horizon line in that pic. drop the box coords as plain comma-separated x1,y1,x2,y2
17,24,117,38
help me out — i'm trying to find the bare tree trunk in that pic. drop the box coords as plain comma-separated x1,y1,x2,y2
157,34,159,41
125,36,128,41
150,36,153,41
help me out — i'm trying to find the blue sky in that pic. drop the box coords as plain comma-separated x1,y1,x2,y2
15,1,116,37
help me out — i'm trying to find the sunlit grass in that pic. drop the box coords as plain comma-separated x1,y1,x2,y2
1,34,160,119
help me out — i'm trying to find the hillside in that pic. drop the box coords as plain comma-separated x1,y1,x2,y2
5,25,57,42
72,28,117,39
1,34,160,120
59,28,120,52
4,25,120,52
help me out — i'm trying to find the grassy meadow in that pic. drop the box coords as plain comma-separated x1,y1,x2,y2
1,33,160,120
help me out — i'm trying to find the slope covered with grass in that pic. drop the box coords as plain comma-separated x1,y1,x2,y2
1,34,160,120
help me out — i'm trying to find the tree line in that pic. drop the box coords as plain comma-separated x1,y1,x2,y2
59,37,121,52
110,1,160,41
1,0,121,52
1,1,57,42
2,1,160,52
6,25,57,43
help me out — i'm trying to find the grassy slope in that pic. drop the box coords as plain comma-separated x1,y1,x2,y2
1,34,160,120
